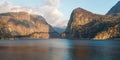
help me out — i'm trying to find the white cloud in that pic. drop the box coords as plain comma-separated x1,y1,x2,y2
0,1,32,13
34,6,63,25
0,0,66,28
36,0,63,26
44,0,60,7
54,19,68,28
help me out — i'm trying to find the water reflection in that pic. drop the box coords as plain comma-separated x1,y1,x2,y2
0,39,71,60
73,40,120,60
0,39,120,60
0,46,49,60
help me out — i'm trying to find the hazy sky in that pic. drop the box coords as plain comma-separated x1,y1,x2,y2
1,0,120,28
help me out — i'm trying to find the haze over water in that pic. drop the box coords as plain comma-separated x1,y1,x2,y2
0,39,120,60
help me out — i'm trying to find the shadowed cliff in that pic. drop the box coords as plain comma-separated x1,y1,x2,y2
107,1,120,15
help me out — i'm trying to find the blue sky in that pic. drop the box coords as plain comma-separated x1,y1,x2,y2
1,0,120,27
60,0,119,19
3,0,119,18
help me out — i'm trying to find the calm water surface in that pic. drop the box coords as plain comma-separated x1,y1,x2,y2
0,39,120,60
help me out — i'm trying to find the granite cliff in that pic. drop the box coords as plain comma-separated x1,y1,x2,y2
62,7,120,40
107,1,120,15
0,12,59,39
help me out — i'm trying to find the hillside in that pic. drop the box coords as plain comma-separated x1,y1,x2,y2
62,8,120,40
0,12,59,39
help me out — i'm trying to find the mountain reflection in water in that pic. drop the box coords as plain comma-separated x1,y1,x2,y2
0,39,120,60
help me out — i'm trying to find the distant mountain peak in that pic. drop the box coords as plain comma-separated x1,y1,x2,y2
107,1,120,15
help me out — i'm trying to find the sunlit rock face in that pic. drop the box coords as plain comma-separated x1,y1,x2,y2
0,12,59,39
63,7,120,40
62,8,102,39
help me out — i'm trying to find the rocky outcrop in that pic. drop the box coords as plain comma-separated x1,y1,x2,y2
107,1,120,15
62,7,120,40
0,12,59,39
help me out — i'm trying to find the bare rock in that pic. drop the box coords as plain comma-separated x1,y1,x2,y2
0,12,59,39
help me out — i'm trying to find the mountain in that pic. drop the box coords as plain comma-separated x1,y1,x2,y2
53,27,65,34
0,12,59,39
62,7,120,40
107,1,120,15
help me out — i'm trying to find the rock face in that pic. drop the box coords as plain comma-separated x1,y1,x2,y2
62,7,120,40
107,1,120,15
0,12,59,39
